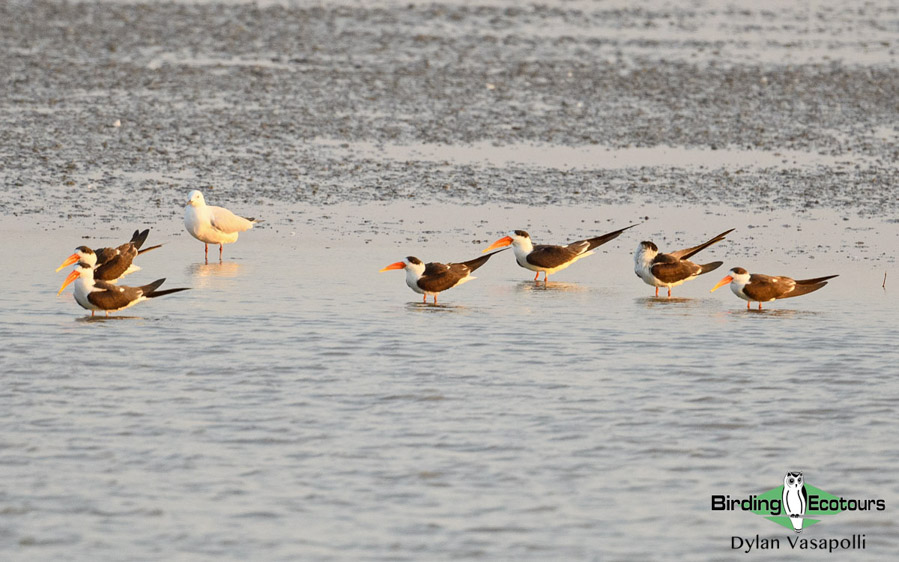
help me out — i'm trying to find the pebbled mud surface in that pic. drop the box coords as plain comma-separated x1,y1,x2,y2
0,0,897,222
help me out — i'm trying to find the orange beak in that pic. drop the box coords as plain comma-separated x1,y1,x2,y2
58,269,81,295
55,253,79,272
710,275,733,293
379,261,406,272
482,236,513,253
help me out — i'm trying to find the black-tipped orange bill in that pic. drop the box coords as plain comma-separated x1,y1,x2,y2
55,253,79,272
710,275,733,293
379,262,405,272
58,269,80,295
482,236,512,253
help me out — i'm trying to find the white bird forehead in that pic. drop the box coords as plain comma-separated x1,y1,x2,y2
188,190,203,200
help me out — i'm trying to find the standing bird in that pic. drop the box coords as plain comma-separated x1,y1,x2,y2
379,251,504,304
184,190,258,262
57,253,190,317
710,267,838,309
55,229,161,283
634,229,734,297
483,225,638,283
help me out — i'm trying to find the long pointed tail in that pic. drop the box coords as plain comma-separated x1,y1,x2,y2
130,229,151,251
139,278,191,298
781,276,837,299
460,249,507,272
675,228,735,260
147,287,191,298
137,244,163,256
796,274,839,285
585,223,640,251
699,261,724,274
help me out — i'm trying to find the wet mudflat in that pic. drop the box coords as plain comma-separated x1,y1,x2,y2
1,0,898,560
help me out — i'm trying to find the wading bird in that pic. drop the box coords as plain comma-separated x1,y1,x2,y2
184,190,258,262
710,267,838,309
57,253,190,317
634,229,734,297
379,251,504,304
55,229,161,282
483,225,638,283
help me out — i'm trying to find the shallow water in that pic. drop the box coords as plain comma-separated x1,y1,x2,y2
3,0,899,558
2,203,897,560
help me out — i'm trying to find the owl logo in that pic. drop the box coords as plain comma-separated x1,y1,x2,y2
782,471,808,533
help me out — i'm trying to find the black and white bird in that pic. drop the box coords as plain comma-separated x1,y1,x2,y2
55,229,161,282
57,253,190,317
184,190,258,261
379,251,504,303
483,225,638,282
634,229,734,297
710,267,838,309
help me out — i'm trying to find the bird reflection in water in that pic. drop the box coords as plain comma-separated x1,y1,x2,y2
186,261,242,288
76,315,143,323
636,296,694,307
727,308,818,319
405,302,469,313
516,280,585,293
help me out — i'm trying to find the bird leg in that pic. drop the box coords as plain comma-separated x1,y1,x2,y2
423,294,427,304
655,287,659,297
667,287,672,298
219,243,223,260
205,244,208,258
747,301,751,310
534,271,540,281
758,302,763,310
433,294,438,304
91,311,95,317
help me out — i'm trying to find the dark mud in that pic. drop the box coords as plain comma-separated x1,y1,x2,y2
1,0,897,220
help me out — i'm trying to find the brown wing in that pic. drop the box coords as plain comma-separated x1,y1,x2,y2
670,229,734,260
581,223,640,252
94,245,138,281
86,282,146,310
525,245,580,268
94,246,117,265
742,274,796,301
418,261,466,293
649,254,702,284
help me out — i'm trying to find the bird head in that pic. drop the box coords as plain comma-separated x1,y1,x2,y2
186,190,206,207
483,230,529,253
379,256,425,275
55,246,96,272
634,240,659,262
57,261,93,295
710,267,749,292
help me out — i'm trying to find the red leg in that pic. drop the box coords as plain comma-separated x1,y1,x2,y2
534,271,540,281
434,294,438,304
655,287,659,297
205,244,208,258
667,287,672,298
747,301,751,310
423,294,427,304
91,311,95,317
219,244,223,260
758,302,762,310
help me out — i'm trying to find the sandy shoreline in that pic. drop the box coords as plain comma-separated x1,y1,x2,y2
1,0,897,221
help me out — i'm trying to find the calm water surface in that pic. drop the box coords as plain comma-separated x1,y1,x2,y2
2,203,897,560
